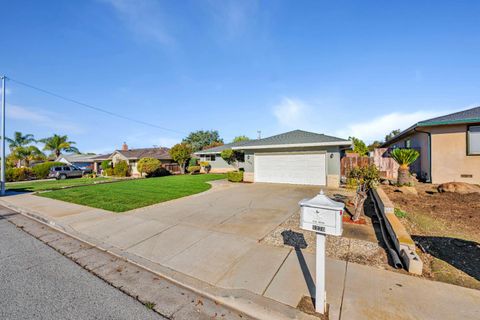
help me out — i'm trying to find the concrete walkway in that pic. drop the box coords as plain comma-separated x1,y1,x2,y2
1,183,479,320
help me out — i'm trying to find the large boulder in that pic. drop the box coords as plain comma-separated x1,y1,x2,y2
437,182,480,194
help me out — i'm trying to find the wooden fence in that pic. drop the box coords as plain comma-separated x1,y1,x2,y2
162,163,181,174
341,148,399,180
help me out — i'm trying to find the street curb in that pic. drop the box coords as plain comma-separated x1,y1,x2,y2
0,198,320,320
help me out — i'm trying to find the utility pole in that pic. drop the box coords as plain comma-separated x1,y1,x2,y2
1,75,5,196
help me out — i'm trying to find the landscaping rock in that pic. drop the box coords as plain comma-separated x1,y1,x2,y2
437,182,480,194
395,186,418,196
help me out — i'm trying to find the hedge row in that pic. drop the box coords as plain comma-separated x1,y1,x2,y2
6,162,65,182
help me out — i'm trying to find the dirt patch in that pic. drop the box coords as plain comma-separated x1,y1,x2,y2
383,183,480,289
261,188,391,271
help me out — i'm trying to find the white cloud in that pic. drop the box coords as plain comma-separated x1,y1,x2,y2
272,97,313,129
7,104,84,134
206,0,259,38
336,110,454,143
102,0,174,46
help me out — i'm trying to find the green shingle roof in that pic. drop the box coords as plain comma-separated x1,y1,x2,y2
383,106,480,146
418,106,480,126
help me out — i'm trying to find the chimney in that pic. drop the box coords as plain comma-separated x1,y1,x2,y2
122,142,128,151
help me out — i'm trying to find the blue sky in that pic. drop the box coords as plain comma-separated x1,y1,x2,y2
2,0,480,153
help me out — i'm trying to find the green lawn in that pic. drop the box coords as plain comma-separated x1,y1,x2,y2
39,174,226,212
7,177,110,192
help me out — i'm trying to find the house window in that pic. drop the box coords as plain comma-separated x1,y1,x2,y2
206,154,216,161
404,139,411,148
467,125,480,155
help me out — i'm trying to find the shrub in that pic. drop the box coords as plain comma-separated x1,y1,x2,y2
137,158,161,177
104,167,114,176
101,160,111,170
170,143,193,174
31,162,64,179
6,167,33,182
199,161,211,173
188,157,198,167
187,165,201,174
113,160,129,177
148,167,171,177
227,171,243,182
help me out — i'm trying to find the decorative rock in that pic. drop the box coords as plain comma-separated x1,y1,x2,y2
395,186,418,196
437,182,480,194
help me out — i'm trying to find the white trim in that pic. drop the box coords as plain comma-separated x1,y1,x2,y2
194,151,221,155
233,141,352,150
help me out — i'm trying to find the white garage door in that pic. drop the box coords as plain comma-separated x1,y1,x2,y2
254,153,326,185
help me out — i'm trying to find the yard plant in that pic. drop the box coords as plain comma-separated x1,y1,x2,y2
227,171,243,182
169,143,193,174
31,162,64,179
349,164,379,221
137,158,161,177
390,148,420,186
113,160,129,177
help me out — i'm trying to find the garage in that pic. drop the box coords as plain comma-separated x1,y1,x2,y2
254,152,326,186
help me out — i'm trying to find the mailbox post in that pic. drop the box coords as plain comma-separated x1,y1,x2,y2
299,190,344,314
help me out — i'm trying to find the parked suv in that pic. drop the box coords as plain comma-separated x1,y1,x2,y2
48,165,86,180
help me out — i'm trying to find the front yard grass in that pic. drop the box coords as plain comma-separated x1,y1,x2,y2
39,174,226,212
7,177,109,192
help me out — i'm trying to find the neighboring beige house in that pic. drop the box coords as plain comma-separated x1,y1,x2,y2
92,143,175,177
383,106,480,184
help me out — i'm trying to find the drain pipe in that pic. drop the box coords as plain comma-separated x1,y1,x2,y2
370,190,403,269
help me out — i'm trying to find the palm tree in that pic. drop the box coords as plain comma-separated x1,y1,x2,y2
5,131,36,151
390,148,420,186
11,146,45,167
39,134,79,158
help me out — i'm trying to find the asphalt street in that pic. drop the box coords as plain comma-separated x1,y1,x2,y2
0,217,166,320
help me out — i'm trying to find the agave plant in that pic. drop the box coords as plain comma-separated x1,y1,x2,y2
390,148,420,186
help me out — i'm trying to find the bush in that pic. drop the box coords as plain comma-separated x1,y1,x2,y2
137,158,161,177
199,161,211,173
188,157,198,167
227,171,243,182
394,208,407,218
6,167,33,182
187,165,201,174
104,167,114,176
31,162,64,179
113,160,129,177
101,160,111,170
148,167,171,177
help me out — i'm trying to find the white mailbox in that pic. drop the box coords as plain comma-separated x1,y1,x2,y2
299,190,344,236
299,190,344,314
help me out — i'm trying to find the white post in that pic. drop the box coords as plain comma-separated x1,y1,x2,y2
316,233,326,314
1,76,5,196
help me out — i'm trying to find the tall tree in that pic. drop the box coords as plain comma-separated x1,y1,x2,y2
182,130,223,152
232,135,250,143
385,129,401,142
5,131,36,151
39,134,79,157
348,136,369,156
169,143,193,174
11,146,45,167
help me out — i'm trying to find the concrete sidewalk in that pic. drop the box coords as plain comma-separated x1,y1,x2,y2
1,190,479,320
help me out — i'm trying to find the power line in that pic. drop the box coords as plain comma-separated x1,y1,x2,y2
7,76,186,135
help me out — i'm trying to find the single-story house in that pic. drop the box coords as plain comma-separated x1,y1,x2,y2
195,130,352,187
383,106,480,184
55,154,97,170
92,143,176,177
